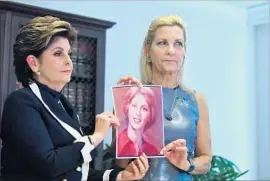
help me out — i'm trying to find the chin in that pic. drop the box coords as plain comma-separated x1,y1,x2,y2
162,64,178,71
164,68,178,74
64,76,71,82
131,124,143,130
58,78,70,86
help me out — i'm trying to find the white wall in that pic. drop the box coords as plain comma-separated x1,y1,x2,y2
247,3,270,180
11,0,268,179
255,23,270,180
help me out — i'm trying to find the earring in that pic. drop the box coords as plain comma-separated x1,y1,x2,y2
147,56,152,63
182,57,185,65
36,70,40,75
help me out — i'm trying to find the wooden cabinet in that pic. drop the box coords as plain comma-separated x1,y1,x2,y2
0,1,115,170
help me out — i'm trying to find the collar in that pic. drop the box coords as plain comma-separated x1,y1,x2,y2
119,128,145,146
33,79,62,100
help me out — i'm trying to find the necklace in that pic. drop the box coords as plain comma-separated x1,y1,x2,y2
163,88,178,121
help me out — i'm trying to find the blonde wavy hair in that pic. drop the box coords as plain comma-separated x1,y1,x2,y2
13,16,77,87
140,15,188,89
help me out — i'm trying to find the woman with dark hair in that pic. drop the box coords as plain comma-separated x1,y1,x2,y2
117,87,159,157
0,16,148,181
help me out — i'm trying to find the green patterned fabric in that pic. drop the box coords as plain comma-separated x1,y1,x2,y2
193,155,249,181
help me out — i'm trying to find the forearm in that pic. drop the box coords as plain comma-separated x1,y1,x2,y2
89,133,104,147
191,92,212,175
39,142,86,177
189,155,212,175
21,138,93,178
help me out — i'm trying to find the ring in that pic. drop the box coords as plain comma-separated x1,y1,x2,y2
140,171,145,176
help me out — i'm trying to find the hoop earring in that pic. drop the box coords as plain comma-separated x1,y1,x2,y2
147,56,152,63
181,57,185,66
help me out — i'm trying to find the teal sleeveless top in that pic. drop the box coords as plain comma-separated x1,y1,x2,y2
142,86,199,181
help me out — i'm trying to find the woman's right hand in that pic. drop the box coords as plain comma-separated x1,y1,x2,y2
117,75,142,86
116,153,149,180
90,112,120,146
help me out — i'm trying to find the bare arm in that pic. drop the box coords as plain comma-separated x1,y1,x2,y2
190,92,212,174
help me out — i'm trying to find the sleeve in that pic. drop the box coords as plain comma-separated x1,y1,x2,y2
0,92,94,179
86,168,123,181
108,166,125,181
87,169,112,181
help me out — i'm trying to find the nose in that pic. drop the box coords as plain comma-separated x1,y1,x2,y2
136,108,141,116
166,44,175,55
65,53,73,65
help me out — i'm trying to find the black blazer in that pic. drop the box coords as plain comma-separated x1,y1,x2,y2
0,82,120,181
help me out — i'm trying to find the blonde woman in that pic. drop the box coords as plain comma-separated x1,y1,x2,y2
116,15,212,180
0,16,148,181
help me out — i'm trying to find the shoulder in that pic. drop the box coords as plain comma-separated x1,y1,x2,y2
3,87,38,109
5,87,35,101
118,129,131,153
194,91,207,105
185,89,208,113
118,129,128,142
180,88,206,106
181,86,207,105
193,91,209,119
1,88,40,129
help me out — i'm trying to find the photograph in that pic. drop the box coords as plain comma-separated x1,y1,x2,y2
112,85,165,159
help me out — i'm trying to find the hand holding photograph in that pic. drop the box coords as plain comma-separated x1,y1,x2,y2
112,85,165,159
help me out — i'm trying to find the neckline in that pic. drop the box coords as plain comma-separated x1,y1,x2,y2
162,86,179,90
148,82,179,90
32,79,62,100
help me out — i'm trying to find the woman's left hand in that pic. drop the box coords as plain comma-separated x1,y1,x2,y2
160,139,190,171
117,75,142,86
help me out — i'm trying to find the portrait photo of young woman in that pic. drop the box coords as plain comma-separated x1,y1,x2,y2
112,85,164,159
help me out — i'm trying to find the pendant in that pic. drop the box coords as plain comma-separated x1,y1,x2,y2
165,114,172,121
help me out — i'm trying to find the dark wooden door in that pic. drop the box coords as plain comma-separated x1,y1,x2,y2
0,12,32,116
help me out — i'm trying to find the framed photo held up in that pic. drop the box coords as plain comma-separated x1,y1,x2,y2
112,85,165,159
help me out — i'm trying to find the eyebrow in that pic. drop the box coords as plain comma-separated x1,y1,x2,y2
52,47,71,52
175,39,184,42
155,38,184,42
